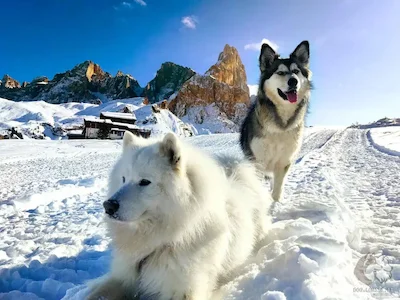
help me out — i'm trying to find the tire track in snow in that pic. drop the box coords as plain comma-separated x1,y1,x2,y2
296,129,339,163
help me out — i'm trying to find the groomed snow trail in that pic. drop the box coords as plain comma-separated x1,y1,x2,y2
281,128,400,299
0,128,399,299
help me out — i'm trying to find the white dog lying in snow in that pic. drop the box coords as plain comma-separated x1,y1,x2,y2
86,131,273,300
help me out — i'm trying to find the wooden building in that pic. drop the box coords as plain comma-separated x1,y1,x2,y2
66,110,150,140
83,118,150,139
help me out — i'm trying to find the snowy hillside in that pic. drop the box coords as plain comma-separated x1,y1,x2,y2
0,126,399,299
0,97,196,139
369,127,400,156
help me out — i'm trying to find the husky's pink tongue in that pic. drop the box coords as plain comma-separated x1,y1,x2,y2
286,92,298,103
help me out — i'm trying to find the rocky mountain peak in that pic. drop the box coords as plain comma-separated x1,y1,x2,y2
68,60,107,82
205,44,249,92
32,76,49,84
142,62,195,103
169,44,250,133
0,61,142,103
1,74,21,89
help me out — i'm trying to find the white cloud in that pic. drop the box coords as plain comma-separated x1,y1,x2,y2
121,1,133,8
114,0,146,10
248,84,258,96
181,15,198,29
244,38,279,52
134,0,147,6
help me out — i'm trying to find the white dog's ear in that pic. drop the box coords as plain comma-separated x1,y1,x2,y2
159,132,182,170
259,43,278,72
123,131,143,152
290,40,310,65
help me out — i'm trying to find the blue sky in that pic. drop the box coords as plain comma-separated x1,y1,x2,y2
1,0,399,126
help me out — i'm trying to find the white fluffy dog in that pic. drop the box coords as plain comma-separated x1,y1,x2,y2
86,131,272,300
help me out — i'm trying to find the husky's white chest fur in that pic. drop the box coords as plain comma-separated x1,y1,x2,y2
250,125,303,174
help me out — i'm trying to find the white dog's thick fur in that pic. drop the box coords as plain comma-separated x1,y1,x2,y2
86,131,272,300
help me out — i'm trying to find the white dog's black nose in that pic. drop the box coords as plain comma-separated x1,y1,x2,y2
288,77,298,88
103,200,119,215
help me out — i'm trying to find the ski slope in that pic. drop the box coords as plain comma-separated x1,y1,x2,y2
0,127,399,299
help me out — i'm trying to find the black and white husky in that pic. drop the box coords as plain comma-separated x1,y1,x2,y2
240,41,312,201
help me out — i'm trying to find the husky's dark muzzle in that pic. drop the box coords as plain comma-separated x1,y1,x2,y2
103,199,119,216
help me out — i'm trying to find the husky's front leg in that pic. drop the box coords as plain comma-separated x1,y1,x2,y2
272,163,291,201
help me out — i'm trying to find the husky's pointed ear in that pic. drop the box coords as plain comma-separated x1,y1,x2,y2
290,41,310,65
259,43,278,72
123,131,142,152
159,132,183,170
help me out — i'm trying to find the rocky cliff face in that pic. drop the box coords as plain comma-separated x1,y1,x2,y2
142,62,195,103
1,75,21,89
169,44,250,132
0,61,142,103
205,44,249,92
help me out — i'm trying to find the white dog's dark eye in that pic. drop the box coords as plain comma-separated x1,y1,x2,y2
292,69,300,74
139,179,151,186
122,176,125,183
276,71,285,76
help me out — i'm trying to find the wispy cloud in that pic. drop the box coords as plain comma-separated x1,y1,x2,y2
181,15,198,29
114,0,146,10
121,1,133,8
134,0,147,6
244,38,279,52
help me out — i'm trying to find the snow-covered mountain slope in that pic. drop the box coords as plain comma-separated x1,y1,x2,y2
180,103,240,135
0,97,194,139
369,127,400,155
0,127,399,299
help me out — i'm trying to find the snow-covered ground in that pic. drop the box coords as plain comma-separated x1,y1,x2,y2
0,127,399,299
369,127,400,156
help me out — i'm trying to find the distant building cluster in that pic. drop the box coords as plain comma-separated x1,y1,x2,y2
68,111,151,140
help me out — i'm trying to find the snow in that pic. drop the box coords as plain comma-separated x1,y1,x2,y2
83,118,140,130
181,103,240,134
369,127,400,156
0,96,246,140
99,111,136,121
1,127,400,299
0,97,194,140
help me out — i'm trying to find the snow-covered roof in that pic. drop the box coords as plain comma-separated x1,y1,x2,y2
84,118,144,130
67,130,83,135
112,121,141,130
100,111,136,120
84,118,112,124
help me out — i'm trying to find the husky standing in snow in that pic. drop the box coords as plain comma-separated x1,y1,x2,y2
240,41,312,201
86,131,272,300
